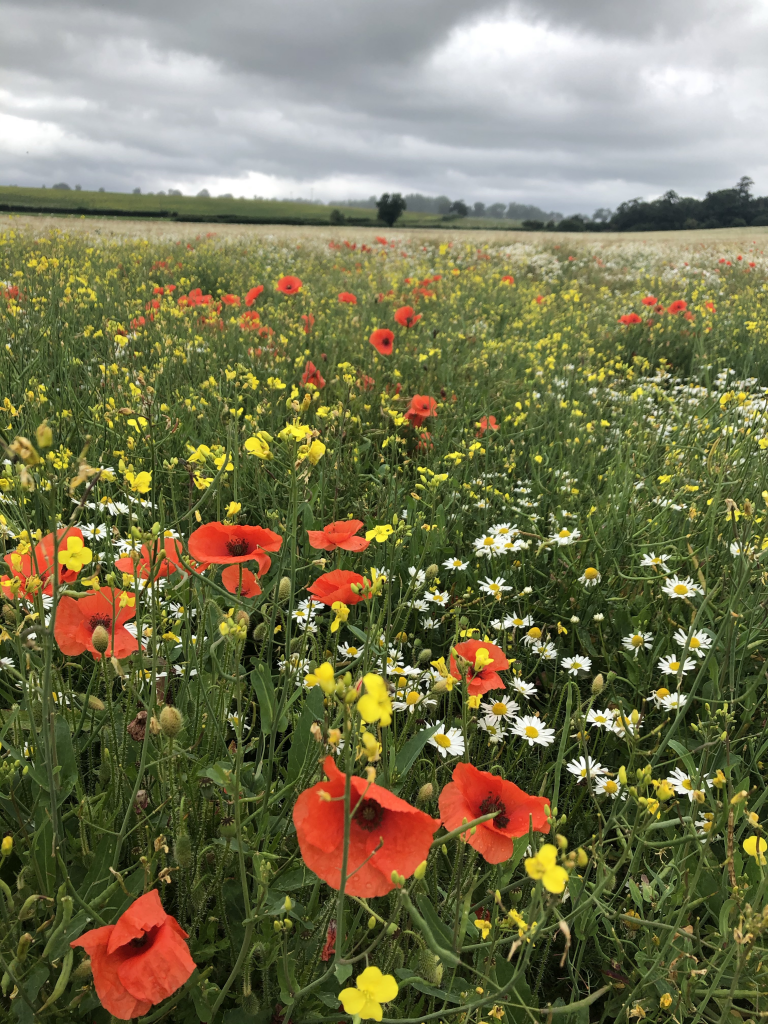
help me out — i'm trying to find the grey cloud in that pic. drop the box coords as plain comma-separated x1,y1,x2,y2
1,0,767,212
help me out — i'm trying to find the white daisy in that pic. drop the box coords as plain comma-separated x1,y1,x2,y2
566,756,607,780
80,523,109,541
666,767,712,800
481,697,519,721
494,612,533,630
595,777,625,800
578,568,601,587
586,708,616,730
0,656,15,670
473,534,505,557
672,628,712,658
427,723,466,758
662,575,703,600
659,692,688,710
509,675,538,698
337,641,363,660
477,717,507,744
550,527,580,546
612,710,642,737
511,715,556,747
531,640,558,661
425,590,450,607
479,577,512,599
422,616,441,630
407,567,426,588
561,655,592,676
392,687,437,714
640,552,670,570
443,557,468,571
657,654,697,676
490,523,520,539
622,631,653,658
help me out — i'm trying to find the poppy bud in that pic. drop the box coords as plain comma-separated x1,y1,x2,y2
425,563,439,581
417,950,443,986
16,933,32,961
235,610,250,627
159,705,183,738
72,957,92,982
252,622,267,643
417,648,432,665
591,673,604,694
2,605,16,626
91,624,110,654
242,993,260,1015
174,831,193,870
88,695,105,711
277,576,292,602
416,782,434,806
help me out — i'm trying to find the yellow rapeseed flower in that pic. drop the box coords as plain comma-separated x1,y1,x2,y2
357,674,392,727
57,535,92,573
339,967,398,1022
525,844,568,893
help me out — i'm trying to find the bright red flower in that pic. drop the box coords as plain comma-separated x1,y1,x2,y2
404,394,438,427
2,528,85,600
187,522,282,576
221,564,261,598
160,539,209,577
301,361,326,389
359,373,376,391
705,301,716,312
276,276,302,295
239,310,260,329
618,312,642,325
338,291,357,304
293,755,439,897
115,542,176,580
71,889,195,1020
438,763,550,865
535,295,543,304
501,275,515,285
416,431,433,453
54,588,139,661
245,285,264,306
476,415,499,436
394,305,422,329
369,328,394,355
306,569,370,606
375,236,387,245
450,639,509,696
301,313,315,334
668,299,687,314
307,520,369,553
641,295,658,305
221,293,240,306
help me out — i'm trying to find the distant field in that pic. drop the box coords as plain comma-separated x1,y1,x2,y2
0,185,522,230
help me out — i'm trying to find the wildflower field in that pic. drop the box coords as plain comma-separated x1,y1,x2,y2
1,222,768,1023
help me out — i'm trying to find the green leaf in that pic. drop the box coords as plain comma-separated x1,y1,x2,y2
250,662,275,735
415,892,455,948
286,686,324,785
335,963,353,985
395,725,440,782
54,714,77,806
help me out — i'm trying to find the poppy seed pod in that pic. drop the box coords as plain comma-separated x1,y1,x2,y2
91,624,110,654
159,704,183,738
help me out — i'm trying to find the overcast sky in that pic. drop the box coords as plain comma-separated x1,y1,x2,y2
2,0,767,214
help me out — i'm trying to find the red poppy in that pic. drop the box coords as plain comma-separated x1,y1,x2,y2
476,415,499,436
115,542,176,580
705,301,716,312
535,295,543,304
307,520,369,553
394,305,422,328
641,295,658,305
450,639,509,696
359,373,375,391
306,569,370,606
416,431,433,453
221,293,240,306
301,313,315,334
71,889,195,1020
301,361,326,389
618,313,642,325
293,755,439,897
187,522,282,576
221,564,261,598
369,328,394,355
668,299,687,314
160,539,209,577
2,527,85,600
338,292,357,304
54,588,139,661
277,276,302,295
404,395,438,427
245,285,264,306
375,236,387,245
239,310,260,329
501,275,515,285
438,763,550,864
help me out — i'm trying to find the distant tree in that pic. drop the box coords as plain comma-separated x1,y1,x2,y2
75,184,82,191
486,202,506,219
330,208,346,224
736,175,754,200
196,189,210,198
168,189,182,196
592,208,613,223
52,182,71,190
98,187,105,192
473,202,486,217
218,193,233,199
522,220,545,230
449,200,469,217
132,187,141,195
376,193,407,226
435,195,452,215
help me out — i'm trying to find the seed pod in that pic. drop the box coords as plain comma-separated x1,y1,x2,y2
91,624,110,654
159,704,183,738
417,949,443,987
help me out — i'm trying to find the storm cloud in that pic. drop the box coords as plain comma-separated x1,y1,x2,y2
1,0,767,213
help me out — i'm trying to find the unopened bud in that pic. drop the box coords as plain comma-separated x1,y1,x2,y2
414,860,427,880
278,576,292,602
252,621,267,642
88,695,105,711
159,705,183,738
556,834,568,851
91,624,110,654
731,790,749,805
2,605,17,626
417,782,434,806
417,648,433,665
425,564,439,581
618,765,628,786
72,957,93,982
368,915,376,930
576,848,589,868
591,673,604,694
16,933,32,961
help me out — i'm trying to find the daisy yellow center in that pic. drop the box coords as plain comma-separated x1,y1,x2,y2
512,618,524,626
489,584,500,593
435,733,451,748
524,725,539,738
527,627,542,640
492,702,508,716
682,779,692,790
673,583,688,595
595,715,607,723
584,567,599,579
689,637,700,648
482,537,494,546
406,691,420,705
656,687,670,699
558,529,570,538
631,635,643,647
605,780,618,793
668,661,680,671
348,646,359,656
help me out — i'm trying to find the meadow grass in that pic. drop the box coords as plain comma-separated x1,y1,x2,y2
0,221,767,1022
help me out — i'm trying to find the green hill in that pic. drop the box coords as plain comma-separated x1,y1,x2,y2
0,185,522,229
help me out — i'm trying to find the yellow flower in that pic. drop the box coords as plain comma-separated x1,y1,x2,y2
307,439,326,465
473,647,493,672
330,600,350,633
365,524,393,543
524,844,569,893
360,731,382,761
305,662,337,695
57,535,92,573
125,470,152,494
357,673,392,727
1,836,12,857
474,917,492,940
225,501,242,518
279,422,311,443
743,836,768,864
339,966,398,1022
